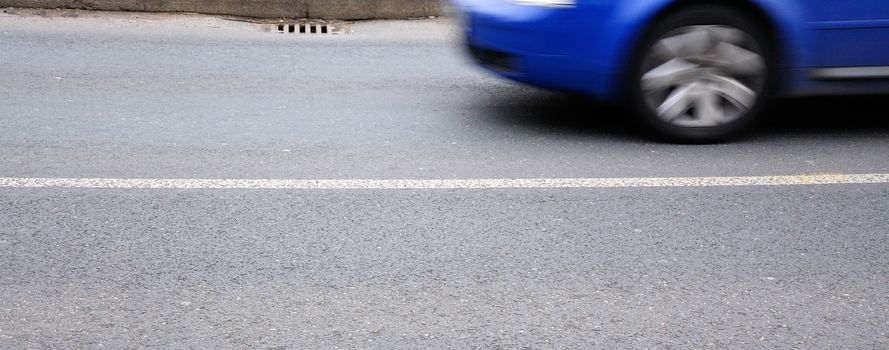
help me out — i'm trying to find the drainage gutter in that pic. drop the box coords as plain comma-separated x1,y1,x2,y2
0,0,444,20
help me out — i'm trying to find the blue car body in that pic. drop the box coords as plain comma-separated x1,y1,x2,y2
454,0,889,99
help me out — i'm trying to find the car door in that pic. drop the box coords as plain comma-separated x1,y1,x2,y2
805,0,889,74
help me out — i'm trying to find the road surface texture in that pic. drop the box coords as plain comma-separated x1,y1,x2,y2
2,9,888,349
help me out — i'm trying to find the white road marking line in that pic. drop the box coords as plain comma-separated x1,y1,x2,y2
0,174,888,189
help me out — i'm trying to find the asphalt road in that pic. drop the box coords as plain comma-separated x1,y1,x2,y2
1,9,888,349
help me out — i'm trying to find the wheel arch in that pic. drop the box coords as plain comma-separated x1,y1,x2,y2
606,0,803,94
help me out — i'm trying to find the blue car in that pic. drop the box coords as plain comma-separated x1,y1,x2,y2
454,0,889,141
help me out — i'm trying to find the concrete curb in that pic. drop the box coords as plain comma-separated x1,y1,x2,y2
0,0,443,19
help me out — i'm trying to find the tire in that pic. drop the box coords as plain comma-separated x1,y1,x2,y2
627,5,775,143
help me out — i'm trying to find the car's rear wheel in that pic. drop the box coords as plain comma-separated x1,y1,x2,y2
628,5,774,142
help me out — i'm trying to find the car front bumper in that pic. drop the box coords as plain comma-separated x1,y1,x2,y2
456,0,623,97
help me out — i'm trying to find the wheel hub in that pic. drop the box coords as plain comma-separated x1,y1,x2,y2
640,25,766,128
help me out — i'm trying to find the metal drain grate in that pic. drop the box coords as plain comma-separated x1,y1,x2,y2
268,21,346,35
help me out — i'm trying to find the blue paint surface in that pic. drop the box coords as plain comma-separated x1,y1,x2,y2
453,0,889,98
